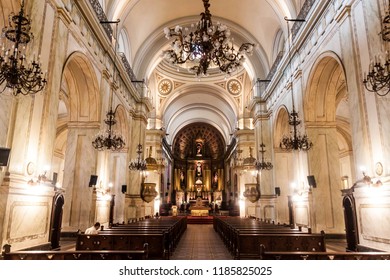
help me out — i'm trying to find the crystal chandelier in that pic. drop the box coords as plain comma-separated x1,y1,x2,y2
92,105,125,151
279,109,313,151
0,0,47,95
163,0,254,76
362,2,390,96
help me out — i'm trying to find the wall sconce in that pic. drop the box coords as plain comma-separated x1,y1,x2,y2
28,166,50,185
361,171,382,187
95,181,113,200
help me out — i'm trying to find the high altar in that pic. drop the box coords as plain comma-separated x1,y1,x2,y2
173,131,224,215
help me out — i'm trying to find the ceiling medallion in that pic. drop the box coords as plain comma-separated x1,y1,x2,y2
158,79,173,95
227,79,242,95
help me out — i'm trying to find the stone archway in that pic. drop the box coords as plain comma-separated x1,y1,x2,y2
55,52,101,231
273,106,295,225
304,53,353,234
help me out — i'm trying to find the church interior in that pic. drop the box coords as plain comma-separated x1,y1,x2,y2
1,0,390,260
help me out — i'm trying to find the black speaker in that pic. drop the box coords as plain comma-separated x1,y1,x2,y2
307,175,317,188
52,172,58,185
165,192,168,197
121,185,127,193
0,148,11,166
275,187,281,196
89,175,98,187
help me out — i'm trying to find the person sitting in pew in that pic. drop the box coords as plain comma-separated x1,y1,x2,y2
85,222,100,234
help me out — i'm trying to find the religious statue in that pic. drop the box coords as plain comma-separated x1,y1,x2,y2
195,161,203,184
196,143,202,156
213,171,218,187
196,162,202,177
180,170,185,188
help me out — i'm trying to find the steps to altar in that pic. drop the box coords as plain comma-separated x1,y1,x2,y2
187,216,214,224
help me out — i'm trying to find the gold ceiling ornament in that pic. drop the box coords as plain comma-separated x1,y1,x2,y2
158,79,173,95
227,79,242,95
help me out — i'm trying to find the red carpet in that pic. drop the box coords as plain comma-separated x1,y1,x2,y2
186,216,214,224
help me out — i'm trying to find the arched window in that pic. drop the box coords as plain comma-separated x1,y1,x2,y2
118,29,131,66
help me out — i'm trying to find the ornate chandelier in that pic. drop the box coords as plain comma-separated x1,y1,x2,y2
92,20,125,152
279,17,312,152
0,0,46,95
255,118,273,170
362,2,390,96
255,143,273,170
129,143,147,171
129,99,147,172
163,0,254,76
279,109,312,151
92,105,125,151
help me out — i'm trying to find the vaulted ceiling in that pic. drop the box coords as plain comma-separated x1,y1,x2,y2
1,0,305,157
102,0,304,157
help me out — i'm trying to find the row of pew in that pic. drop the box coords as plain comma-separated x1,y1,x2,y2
76,216,187,259
213,217,326,259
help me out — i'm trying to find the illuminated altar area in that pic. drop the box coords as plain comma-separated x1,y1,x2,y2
173,129,225,214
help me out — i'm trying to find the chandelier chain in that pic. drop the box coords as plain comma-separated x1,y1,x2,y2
279,18,312,152
92,20,125,152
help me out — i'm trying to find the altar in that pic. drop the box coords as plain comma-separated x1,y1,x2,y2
189,198,210,216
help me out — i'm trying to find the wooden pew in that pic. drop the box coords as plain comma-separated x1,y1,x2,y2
213,217,325,259
3,249,148,260
1,243,148,260
105,216,187,254
259,246,390,260
77,233,166,259
235,232,326,259
77,216,187,259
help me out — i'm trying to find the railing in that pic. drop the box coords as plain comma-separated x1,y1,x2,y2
119,52,138,82
88,0,113,40
291,0,316,40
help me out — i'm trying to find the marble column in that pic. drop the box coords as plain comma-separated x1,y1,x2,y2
61,127,98,231
307,126,344,233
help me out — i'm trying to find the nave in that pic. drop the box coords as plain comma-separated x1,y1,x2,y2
57,222,347,260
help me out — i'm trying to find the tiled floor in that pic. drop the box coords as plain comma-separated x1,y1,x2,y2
170,224,347,260
171,224,233,260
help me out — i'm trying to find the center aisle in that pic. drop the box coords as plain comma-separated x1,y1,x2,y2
171,224,233,260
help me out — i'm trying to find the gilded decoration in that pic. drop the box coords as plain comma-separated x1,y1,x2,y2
158,79,173,95
227,79,242,95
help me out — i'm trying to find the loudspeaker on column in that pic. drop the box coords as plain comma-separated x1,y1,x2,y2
89,175,98,187
307,175,317,188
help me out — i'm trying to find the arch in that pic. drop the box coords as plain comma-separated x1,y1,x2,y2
113,104,129,148
273,105,290,149
304,52,346,123
162,84,239,144
118,28,131,65
272,28,286,63
62,52,100,123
